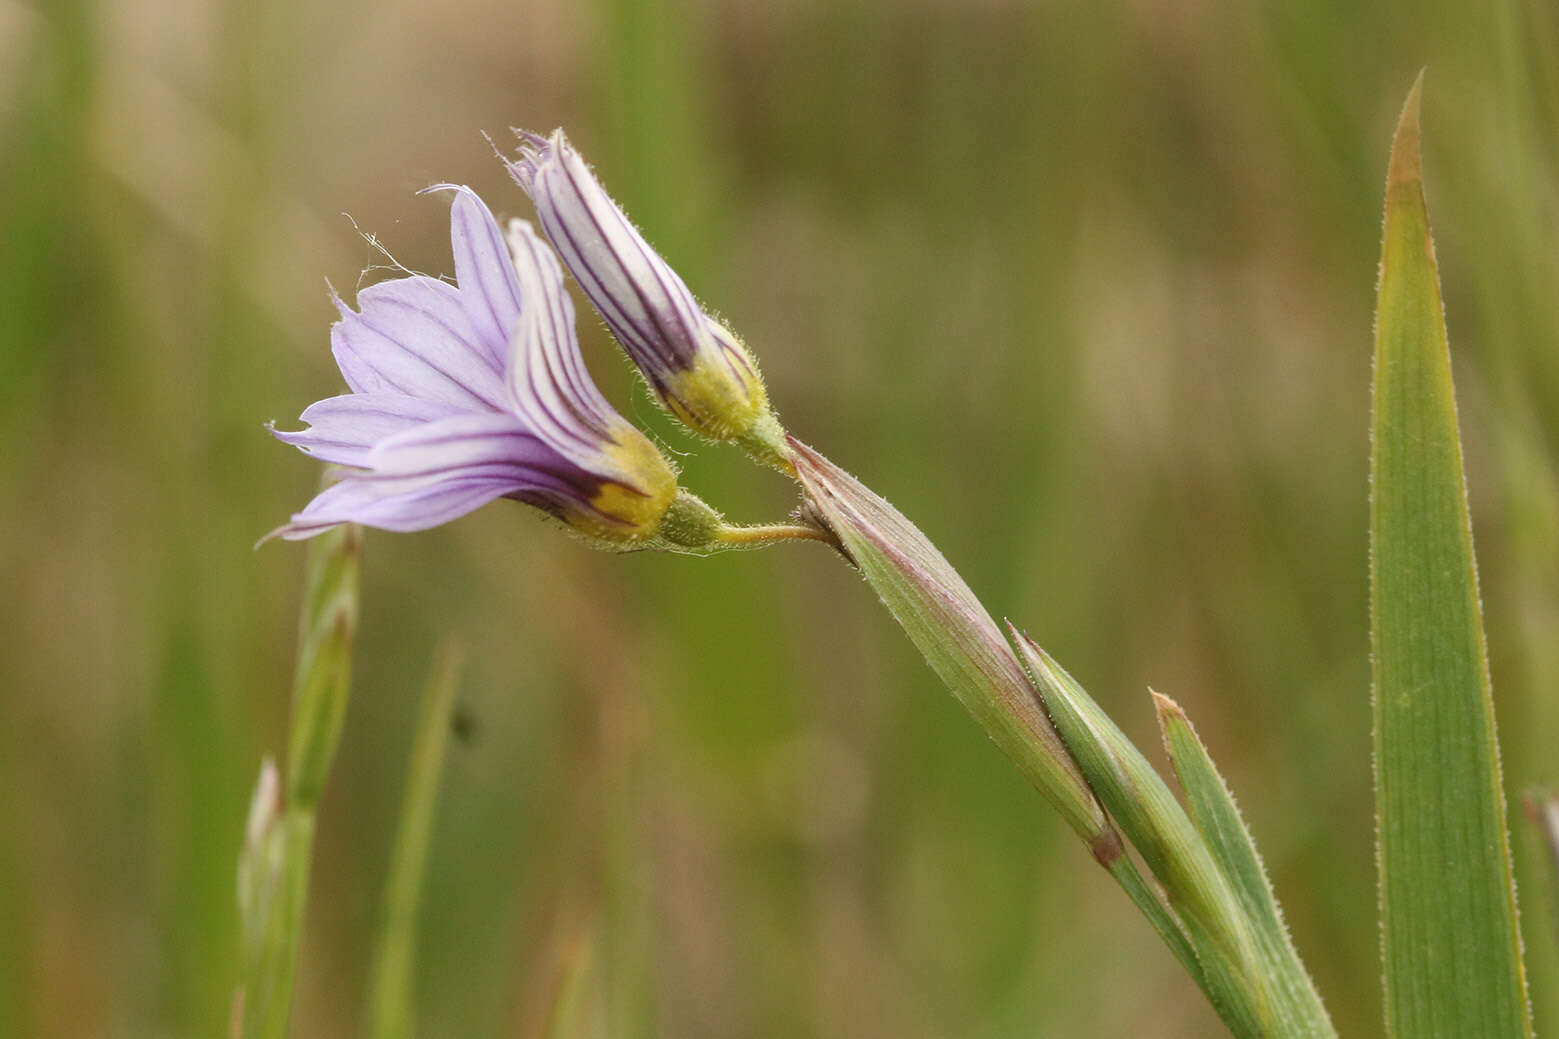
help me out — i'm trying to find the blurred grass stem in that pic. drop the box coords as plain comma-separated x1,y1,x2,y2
234,517,361,1038
366,643,464,1039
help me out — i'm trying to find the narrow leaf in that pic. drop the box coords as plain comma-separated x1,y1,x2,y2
789,439,1110,848
1153,691,1332,1036
287,519,363,810
232,759,284,1035
1010,631,1274,1038
235,517,362,1039
790,440,1221,999
1370,73,1531,1037
367,642,464,1039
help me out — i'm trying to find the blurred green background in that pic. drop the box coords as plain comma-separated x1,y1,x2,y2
3,0,1557,1035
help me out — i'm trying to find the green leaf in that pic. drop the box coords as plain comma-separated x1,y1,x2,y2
1011,633,1274,1038
366,642,464,1039
286,520,363,810
1152,691,1332,1036
791,442,1216,1002
789,440,1110,848
235,518,362,1039
1370,73,1532,1038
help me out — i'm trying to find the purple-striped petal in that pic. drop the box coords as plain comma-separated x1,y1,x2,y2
505,130,779,453
426,184,526,370
502,218,625,467
273,473,526,539
270,393,467,467
509,129,710,386
275,415,605,540
330,276,506,410
273,184,682,545
364,411,574,484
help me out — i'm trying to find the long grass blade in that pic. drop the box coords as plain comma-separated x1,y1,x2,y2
233,519,361,1039
366,642,464,1039
1012,633,1276,1038
1370,74,1531,1038
1152,691,1332,1036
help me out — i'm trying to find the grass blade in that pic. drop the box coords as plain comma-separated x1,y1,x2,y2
366,642,464,1039
1011,632,1275,1037
1152,691,1332,1036
1370,74,1532,1037
287,521,364,811
788,439,1110,849
790,442,1216,1007
234,518,361,1039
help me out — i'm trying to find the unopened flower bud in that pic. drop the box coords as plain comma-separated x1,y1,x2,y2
507,129,788,467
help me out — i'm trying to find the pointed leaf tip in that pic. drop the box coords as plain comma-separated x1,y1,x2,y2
1149,688,1184,723
1387,71,1426,191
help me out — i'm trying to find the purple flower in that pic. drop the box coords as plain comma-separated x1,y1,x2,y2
269,186,680,545
507,130,786,463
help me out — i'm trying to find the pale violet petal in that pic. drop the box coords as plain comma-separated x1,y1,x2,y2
276,414,603,539
516,129,711,384
428,184,525,370
270,393,468,467
330,277,506,410
364,411,549,479
274,474,523,539
501,220,627,472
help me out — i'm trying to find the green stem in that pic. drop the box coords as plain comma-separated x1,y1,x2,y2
366,644,463,1039
712,522,833,548
1102,852,1208,997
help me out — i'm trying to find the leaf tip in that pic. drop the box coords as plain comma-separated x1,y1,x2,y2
1149,688,1185,725
1387,69,1426,192
1004,620,1055,682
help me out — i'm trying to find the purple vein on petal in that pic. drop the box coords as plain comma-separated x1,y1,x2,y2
426,184,524,370
272,182,673,541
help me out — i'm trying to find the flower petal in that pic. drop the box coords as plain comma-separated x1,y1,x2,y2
330,276,507,410
502,218,628,469
511,129,710,387
270,393,468,467
273,413,608,540
272,474,524,539
363,411,575,483
427,184,525,370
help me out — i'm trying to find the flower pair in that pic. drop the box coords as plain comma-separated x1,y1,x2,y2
271,132,784,547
